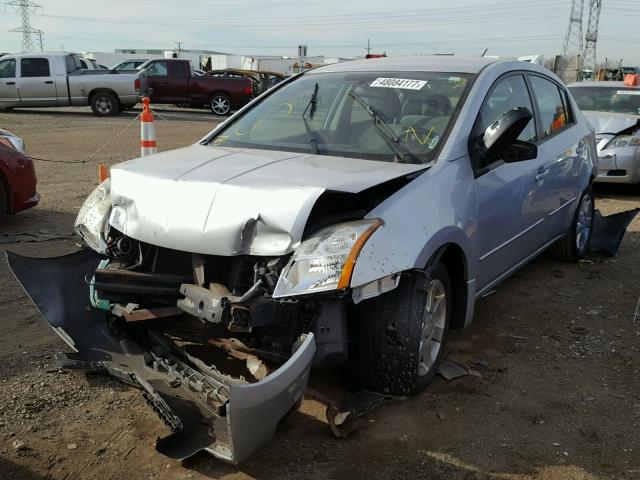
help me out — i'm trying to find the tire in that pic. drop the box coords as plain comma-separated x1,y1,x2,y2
0,181,8,223
90,92,120,116
352,262,452,396
550,186,595,262
209,93,232,116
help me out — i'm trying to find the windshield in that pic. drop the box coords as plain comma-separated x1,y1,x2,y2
569,86,640,115
206,71,472,164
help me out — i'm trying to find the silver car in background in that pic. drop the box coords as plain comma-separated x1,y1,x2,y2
568,80,640,185
9,56,599,463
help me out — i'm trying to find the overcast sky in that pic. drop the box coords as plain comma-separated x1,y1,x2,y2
1,0,639,65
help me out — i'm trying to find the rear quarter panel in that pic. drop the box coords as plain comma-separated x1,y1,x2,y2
188,77,252,107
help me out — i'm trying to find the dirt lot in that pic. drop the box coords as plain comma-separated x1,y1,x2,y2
0,106,639,480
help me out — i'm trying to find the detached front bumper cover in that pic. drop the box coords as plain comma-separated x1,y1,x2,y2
6,249,316,464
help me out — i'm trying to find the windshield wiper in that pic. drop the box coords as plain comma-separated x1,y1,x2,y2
348,90,421,164
302,83,320,155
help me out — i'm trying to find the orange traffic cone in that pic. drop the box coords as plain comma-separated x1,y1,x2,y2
98,163,109,183
140,97,157,156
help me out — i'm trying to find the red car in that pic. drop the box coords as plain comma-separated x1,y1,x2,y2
139,59,254,116
0,129,39,220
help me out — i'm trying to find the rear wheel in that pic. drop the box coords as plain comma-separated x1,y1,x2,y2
90,92,120,116
352,262,451,396
0,182,8,223
550,186,595,262
209,93,232,116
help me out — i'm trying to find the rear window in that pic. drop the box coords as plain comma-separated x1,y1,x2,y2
569,86,640,116
21,58,50,78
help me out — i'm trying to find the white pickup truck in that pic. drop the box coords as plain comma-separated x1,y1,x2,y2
0,52,141,116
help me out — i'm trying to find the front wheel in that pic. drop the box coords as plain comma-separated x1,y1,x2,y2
90,92,120,116
209,93,232,116
550,187,595,262
352,262,452,396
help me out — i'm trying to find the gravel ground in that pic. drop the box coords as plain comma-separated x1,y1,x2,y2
0,106,639,480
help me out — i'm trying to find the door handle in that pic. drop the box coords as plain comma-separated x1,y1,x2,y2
600,153,615,160
44,80,53,84
535,167,549,181
6,81,15,85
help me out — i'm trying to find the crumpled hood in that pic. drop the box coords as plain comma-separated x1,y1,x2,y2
584,111,640,135
109,145,426,256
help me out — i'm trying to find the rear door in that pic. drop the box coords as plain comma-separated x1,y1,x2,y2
527,74,584,237
143,60,188,103
17,57,58,106
473,73,547,291
0,57,20,106
167,61,189,103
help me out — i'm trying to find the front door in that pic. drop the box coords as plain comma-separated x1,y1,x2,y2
0,58,20,107
472,73,547,291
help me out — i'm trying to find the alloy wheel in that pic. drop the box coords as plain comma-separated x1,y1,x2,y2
418,278,447,377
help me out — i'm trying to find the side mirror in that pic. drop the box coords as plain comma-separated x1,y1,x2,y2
483,107,536,162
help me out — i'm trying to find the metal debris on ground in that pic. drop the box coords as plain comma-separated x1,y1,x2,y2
209,337,268,380
325,391,390,438
437,359,482,381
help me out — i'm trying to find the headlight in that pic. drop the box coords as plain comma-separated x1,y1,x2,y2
74,179,112,253
605,134,640,149
273,219,382,298
0,130,26,153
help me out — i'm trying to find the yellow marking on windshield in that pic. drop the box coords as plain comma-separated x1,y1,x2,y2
211,135,229,146
402,126,435,145
234,102,294,136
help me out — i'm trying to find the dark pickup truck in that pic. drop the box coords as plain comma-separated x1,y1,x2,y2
139,59,253,115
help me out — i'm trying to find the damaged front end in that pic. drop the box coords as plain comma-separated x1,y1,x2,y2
7,248,316,463
7,160,399,462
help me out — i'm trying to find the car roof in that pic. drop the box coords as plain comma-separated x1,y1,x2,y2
312,55,501,74
567,81,640,89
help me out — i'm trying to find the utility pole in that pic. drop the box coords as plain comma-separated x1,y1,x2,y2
583,0,602,72
175,41,183,52
4,0,43,52
562,0,584,56
366,39,371,55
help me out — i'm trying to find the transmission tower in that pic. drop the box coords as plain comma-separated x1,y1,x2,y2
563,0,584,56
583,0,602,71
4,0,44,52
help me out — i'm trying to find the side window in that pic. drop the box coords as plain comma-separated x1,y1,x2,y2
529,76,570,138
0,59,16,78
20,58,51,77
66,56,77,73
173,62,187,78
478,75,537,143
79,59,88,69
146,61,168,77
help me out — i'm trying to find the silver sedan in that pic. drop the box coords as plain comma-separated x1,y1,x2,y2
568,80,640,184
10,56,599,463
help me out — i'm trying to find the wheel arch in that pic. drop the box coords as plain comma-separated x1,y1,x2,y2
209,90,234,108
426,242,469,331
88,88,120,103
